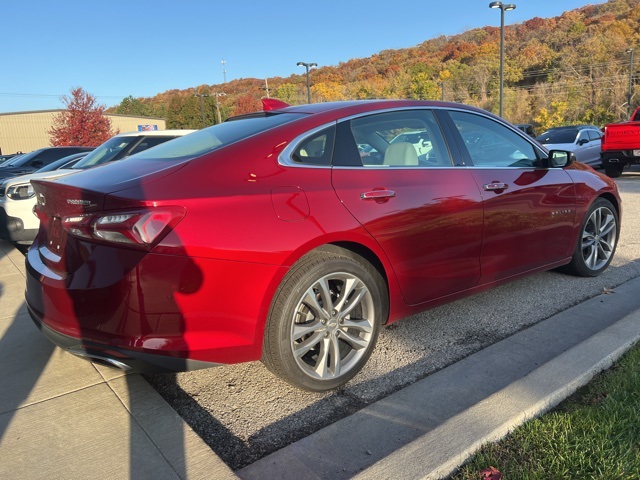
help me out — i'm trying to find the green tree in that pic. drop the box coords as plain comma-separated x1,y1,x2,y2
273,83,300,104
114,95,151,116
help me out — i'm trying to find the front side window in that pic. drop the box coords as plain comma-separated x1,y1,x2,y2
577,130,590,144
449,111,539,168
340,109,451,168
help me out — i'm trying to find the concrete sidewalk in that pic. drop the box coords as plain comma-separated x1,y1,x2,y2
0,240,237,480
1,237,639,479
240,277,640,480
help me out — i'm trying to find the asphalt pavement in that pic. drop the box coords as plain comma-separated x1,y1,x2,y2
1,173,640,479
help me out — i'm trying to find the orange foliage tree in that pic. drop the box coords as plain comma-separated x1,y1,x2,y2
49,87,117,146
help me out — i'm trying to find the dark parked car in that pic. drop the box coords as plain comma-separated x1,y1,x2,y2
26,100,620,392
515,123,536,137
0,146,94,182
536,125,603,167
0,131,194,244
0,153,23,164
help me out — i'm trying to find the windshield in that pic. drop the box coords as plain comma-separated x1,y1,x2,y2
132,113,304,162
537,129,578,144
73,136,141,169
35,153,85,172
0,155,22,167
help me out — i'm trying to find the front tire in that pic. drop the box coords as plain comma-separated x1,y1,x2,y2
262,248,387,391
564,198,618,277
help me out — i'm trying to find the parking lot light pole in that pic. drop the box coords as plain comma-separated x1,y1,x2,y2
627,48,634,119
297,61,317,104
489,1,516,118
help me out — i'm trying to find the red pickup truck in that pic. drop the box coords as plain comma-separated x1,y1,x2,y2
600,106,640,177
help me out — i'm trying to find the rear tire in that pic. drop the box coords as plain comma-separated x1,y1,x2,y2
262,247,387,391
563,198,618,277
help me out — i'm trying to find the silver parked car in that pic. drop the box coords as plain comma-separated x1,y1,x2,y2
536,125,603,168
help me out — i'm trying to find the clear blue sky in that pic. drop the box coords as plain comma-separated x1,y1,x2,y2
1,0,606,113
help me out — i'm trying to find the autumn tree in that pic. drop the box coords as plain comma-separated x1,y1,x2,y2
49,87,117,146
109,0,640,128
233,94,260,116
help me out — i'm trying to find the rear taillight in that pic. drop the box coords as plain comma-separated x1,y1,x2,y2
62,206,185,250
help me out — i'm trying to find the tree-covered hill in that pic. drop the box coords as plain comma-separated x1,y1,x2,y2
108,0,640,131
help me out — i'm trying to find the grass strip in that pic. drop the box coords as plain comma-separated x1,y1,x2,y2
453,344,640,479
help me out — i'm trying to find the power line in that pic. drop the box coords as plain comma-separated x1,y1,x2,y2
0,92,126,100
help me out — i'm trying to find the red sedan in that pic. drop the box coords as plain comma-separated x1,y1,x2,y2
25,100,621,391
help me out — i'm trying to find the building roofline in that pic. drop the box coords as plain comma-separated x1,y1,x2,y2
0,109,164,121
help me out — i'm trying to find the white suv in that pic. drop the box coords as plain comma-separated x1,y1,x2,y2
0,130,196,244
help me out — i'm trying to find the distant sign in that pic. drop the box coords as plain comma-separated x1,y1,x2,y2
138,125,158,131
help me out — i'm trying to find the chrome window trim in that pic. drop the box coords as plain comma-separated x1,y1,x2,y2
331,165,550,171
278,105,549,169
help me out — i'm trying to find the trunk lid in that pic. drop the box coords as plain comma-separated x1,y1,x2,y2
31,159,186,274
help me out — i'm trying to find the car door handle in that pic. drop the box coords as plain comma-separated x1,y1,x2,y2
483,182,508,191
360,189,397,200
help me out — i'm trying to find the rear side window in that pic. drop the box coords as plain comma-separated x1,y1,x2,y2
291,127,335,166
133,113,304,162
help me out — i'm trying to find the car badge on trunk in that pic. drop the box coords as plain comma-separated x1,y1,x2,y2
67,199,97,208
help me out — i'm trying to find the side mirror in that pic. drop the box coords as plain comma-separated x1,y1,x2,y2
578,138,589,145
547,150,575,168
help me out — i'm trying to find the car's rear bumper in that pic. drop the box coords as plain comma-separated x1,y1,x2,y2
27,303,220,373
25,241,285,370
0,206,38,242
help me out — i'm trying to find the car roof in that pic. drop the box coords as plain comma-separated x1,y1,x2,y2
113,129,197,138
544,125,599,132
267,99,489,118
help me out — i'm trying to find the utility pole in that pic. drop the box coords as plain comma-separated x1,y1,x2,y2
263,78,270,98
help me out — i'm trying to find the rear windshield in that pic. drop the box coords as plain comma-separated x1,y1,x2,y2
537,129,578,144
132,113,304,162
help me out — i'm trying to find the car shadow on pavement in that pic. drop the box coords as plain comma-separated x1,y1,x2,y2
146,372,365,471
0,239,191,478
0,241,57,444
0,303,55,442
